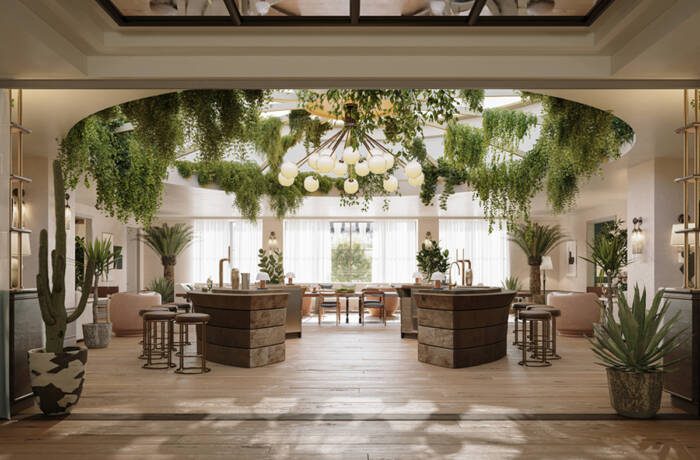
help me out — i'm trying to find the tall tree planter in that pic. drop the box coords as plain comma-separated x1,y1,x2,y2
29,160,95,415
510,223,565,304
141,223,193,301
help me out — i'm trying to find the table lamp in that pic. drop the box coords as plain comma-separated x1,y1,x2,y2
430,272,445,289
286,272,295,285
256,272,270,289
412,271,423,285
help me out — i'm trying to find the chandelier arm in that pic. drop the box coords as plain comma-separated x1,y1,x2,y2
293,127,347,168
363,134,407,167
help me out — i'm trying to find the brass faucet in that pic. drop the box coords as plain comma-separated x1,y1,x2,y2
218,246,230,288
447,249,473,287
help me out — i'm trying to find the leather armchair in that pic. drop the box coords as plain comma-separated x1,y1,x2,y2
110,292,162,336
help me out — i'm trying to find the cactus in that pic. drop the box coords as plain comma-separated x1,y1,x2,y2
36,160,96,353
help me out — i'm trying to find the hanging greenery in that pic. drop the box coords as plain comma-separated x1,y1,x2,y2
482,108,538,153
443,122,486,169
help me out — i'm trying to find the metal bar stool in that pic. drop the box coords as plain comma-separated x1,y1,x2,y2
518,309,552,367
175,313,211,374
142,310,176,369
527,305,562,360
138,307,169,359
512,302,531,347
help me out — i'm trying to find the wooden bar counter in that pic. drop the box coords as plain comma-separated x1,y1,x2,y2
188,291,288,368
415,288,516,368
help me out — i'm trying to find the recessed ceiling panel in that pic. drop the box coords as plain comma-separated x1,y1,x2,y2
109,0,230,16
359,0,471,16
481,0,598,17
235,0,349,16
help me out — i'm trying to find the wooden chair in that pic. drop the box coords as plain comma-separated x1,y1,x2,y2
360,288,387,326
317,291,340,325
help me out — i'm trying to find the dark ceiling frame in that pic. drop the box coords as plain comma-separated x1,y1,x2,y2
96,0,615,27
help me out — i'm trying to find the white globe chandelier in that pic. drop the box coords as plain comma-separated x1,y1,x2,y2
277,103,424,195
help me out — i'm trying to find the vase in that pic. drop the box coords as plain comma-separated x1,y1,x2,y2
606,368,663,419
28,346,88,416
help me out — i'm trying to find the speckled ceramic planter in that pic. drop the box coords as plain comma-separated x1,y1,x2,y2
28,346,88,416
82,323,112,349
606,368,663,419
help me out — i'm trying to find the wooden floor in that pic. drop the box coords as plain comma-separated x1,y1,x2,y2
2,319,698,459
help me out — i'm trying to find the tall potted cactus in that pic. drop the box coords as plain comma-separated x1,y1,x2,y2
28,160,96,415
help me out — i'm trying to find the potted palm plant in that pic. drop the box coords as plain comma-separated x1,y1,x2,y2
580,222,628,309
29,160,96,415
590,286,685,418
81,237,119,349
141,223,193,300
510,222,566,303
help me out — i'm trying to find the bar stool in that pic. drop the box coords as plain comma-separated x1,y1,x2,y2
528,305,562,360
512,302,530,347
138,307,169,359
175,313,211,374
518,309,552,367
142,310,176,369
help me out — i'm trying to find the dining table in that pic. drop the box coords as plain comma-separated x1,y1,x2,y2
304,290,361,324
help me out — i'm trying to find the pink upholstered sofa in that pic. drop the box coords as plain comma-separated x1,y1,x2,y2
546,292,602,337
110,292,162,336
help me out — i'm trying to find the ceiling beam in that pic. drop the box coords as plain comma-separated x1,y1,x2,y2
468,0,487,25
222,0,242,25
350,0,360,25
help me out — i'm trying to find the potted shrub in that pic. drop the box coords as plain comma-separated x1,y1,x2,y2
29,160,96,416
81,237,119,349
580,220,628,310
258,248,284,284
590,286,685,419
510,222,565,303
416,238,449,282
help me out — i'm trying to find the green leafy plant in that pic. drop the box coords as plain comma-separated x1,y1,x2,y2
141,223,193,286
147,277,175,303
416,239,450,280
75,236,85,288
510,223,566,301
82,237,120,323
580,224,629,309
331,242,372,282
258,248,284,284
590,286,685,373
502,275,522,291
36,161,96,353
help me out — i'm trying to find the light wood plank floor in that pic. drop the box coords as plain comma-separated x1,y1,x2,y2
2,320,698,459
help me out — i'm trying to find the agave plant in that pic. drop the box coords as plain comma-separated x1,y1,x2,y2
141,223,193,285
590,286,685,373
147,277,175,303
502,275,522,291
82,237,120,324
509,223,566,302
580,232,628,309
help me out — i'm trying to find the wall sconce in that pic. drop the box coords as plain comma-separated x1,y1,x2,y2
671,214,695,282
631,217,644,255
422,231,433,249
267,231,278,247
64,193,72,230
11,188,26,228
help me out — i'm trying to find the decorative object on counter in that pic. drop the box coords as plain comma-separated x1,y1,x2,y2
286,272,295,285
416,237,449,281
509,222,566,304
218,245,231,288
413,271,423,285
241,273,250,290
231,268,240,289
580,219,628,310
670,214,695,285
82,237,120,349
141,223,193,292
206,277,213,292
30,160,96,415
146,277,174,303
630,217,644,255
256,272,271,289
590,286,685,419
430,272,446,290
258,248,284,284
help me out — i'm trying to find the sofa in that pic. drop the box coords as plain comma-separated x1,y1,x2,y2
110,292,162,336
546,292,602,337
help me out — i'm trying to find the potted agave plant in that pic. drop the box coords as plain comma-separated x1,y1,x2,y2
29,160,96,415
590,286,685,418
81,237,119,349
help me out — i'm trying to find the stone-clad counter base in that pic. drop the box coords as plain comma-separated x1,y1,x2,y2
415,288,515,368
189,291,288,368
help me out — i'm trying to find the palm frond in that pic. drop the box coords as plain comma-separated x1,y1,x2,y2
509,222,566,261
141,223,193,259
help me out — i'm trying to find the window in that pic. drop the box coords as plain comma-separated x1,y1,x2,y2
371,220,417,283
192,219,261,283
331,221,373,283
439,219,509,287
283,220,332,283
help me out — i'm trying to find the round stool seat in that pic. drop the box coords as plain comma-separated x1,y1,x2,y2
176,313,210,324
529,306,561,317
139,307,168,317
512,302,530,311
519,310,551,320
143,310,177,320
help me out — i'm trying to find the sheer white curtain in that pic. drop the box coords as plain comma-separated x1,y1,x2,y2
231,220,262,276
371,220,417,283
191,219,261,283
283,220,332,283
192,220,230,283
439,219,510,287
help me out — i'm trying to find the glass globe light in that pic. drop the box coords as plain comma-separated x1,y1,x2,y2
280,161,298,179
344,178,359,194
308,153,319,170
383,175,399,193
405,160,423,178
369,155,387,174
333,160,348,177
303,175,319,192
408,172,424,187
343,146,360,165
384,154,395,170
355,161,370,177
278,172,294,187
317,155,334,173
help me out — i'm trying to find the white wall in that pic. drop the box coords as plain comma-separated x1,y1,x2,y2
1,89,12,419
